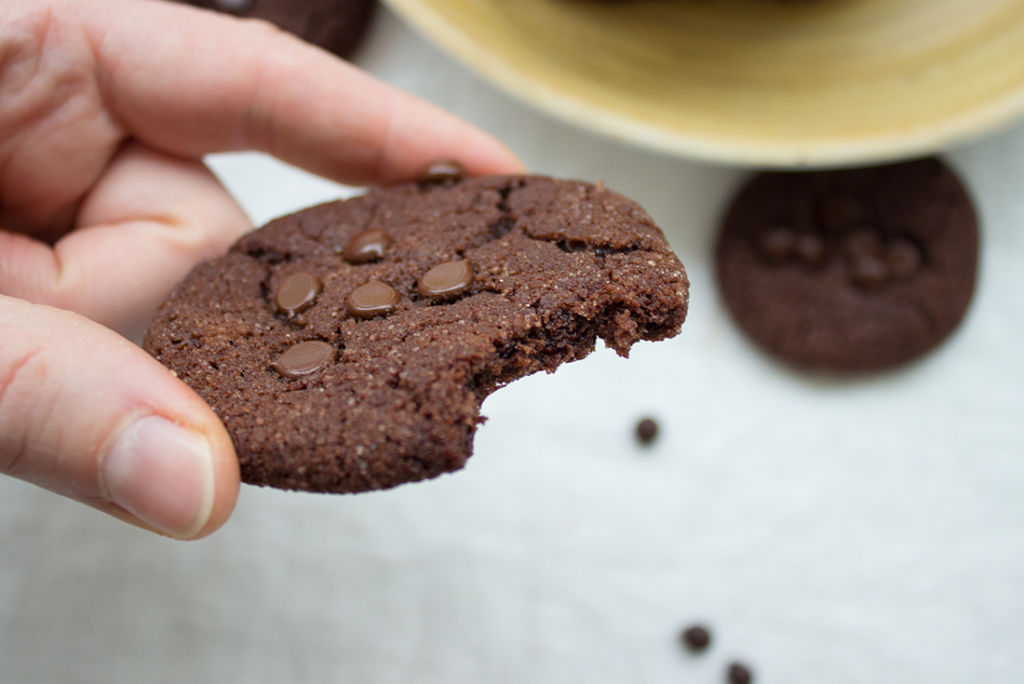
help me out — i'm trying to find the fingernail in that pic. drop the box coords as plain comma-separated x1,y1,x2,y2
102,416,215,539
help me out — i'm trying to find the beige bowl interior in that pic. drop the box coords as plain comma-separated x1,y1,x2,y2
383,0,1024,167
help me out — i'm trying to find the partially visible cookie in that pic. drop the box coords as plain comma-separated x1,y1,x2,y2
178,0,376,59
715,158,978,372
144,173,689,493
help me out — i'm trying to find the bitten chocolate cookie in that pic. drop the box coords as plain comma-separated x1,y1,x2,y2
145,172,689,493
715,157,978,372
176,0,376,59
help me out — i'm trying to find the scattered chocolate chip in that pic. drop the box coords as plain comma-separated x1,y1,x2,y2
755,226,796,264
346,280,401,318
344,229,391,264
419,259,474,299
793,233,826,267
275,272,322,316
849,253,890,288
418,159,466,187
886,237,924,280
727,662,753,684
635,417,659,445
273,340,335,379
680,624,711,652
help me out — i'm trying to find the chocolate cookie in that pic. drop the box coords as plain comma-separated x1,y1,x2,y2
715,158,978,372
177,0,376,59
144,173,689,493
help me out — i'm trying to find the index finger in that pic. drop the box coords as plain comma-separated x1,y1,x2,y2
82,0,523,184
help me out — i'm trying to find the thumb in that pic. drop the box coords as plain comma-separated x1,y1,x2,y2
0,295,238,539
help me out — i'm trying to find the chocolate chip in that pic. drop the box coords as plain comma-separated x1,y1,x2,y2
346,280,401,318
886,237,923,280
418,159,466,187
680,624,711,652
756,226,796,264
419,259,474,299
793,233,826,267
273,340,335,379
850,253,890,288
275,272,322,316
727,662,753,684
344,229,391,264
635,417,659,445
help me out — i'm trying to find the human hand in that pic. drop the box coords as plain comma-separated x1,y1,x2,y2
0,0,523,538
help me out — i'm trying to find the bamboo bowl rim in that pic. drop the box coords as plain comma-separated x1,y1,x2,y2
383,0,1024,167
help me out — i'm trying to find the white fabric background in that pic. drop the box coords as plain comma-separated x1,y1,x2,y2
3,7,1023,683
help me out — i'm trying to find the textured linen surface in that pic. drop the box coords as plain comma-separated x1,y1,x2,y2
2,8,1023,684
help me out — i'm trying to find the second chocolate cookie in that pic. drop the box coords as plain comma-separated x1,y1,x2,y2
716,158,979,372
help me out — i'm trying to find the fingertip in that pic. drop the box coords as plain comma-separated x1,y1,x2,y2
0,298,242,541
463,140,528,178
99,411,238,540
190,415,240,540
374,91,527,184
92,3,524,187
103,423,238,541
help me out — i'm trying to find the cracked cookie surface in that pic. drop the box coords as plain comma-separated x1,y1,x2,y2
144,175,689,493
715,158,978,372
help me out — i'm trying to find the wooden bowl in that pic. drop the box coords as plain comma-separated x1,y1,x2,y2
383,0,1024,167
